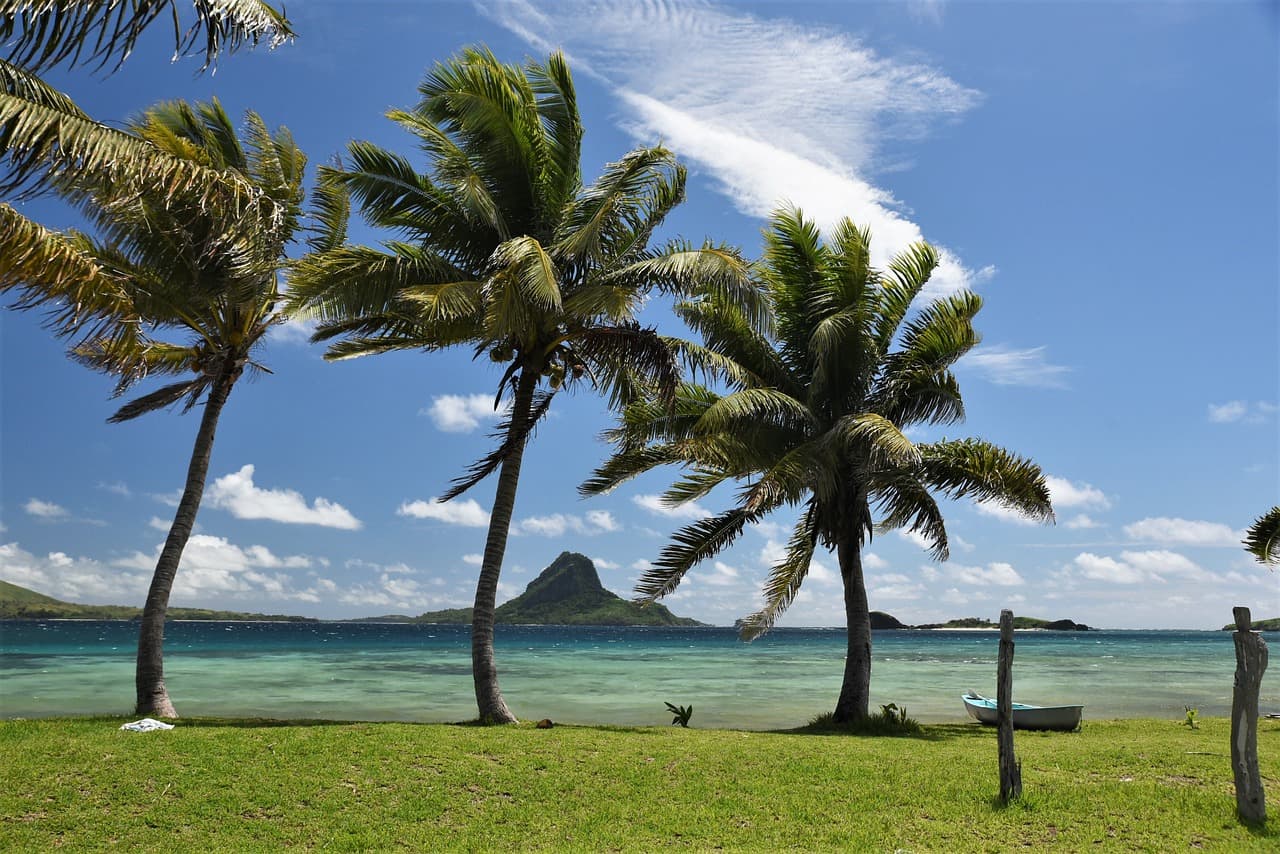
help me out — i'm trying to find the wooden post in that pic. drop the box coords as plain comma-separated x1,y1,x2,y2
1231,606,1268,824
997,609,1022,802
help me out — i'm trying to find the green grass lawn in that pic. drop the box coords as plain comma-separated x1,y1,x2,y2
2,716,1276,851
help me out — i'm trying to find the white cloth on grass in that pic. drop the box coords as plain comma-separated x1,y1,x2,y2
120,718,174,732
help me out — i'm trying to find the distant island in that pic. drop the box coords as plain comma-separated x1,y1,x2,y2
360,552,707,627
0,579,317,622
1221,617,1280,632
871,611,1094,631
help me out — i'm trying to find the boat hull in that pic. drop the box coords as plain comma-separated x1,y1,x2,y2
962,693,1082,732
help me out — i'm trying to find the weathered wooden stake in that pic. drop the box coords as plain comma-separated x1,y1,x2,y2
1231,606,1268,824
997,608,1022,802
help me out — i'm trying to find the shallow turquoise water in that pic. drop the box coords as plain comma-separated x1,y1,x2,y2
2,621,1274,729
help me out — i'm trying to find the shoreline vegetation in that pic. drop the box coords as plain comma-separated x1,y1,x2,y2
2,716,1275,849
5,576,1277,630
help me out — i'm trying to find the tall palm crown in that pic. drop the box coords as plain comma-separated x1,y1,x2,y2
1,99,305,716
288,47,752,723
585,207,1053,721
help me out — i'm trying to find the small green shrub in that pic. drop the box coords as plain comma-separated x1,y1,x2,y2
664,702,693,727
1183,705,1199,730
803,704,922,736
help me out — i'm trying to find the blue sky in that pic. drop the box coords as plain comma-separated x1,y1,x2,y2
2,0,1276,629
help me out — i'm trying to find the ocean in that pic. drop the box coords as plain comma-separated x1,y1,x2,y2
2,621,1273,729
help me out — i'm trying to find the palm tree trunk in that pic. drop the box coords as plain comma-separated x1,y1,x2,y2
135,365,237,717
833,538,872,722
470,369,537,724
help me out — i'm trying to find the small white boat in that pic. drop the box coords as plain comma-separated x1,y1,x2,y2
962,691,1083,732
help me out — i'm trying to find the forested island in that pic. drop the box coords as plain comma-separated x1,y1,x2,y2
0,580,317,621
356,552,706,626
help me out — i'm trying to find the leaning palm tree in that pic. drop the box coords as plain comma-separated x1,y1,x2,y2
1244,507,1280,565
288,47,754,723
0,98,306,716
583,206,1055,722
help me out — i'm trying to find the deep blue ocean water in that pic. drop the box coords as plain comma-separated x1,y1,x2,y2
2,620,1273,729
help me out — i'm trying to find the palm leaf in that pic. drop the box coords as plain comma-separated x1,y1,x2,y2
920,438,1054,524
1,0,294,73
738,504,819,640
635,507,758,602
440,387,555,501
1244,507,1280,565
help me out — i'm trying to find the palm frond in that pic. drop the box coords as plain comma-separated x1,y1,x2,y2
1243,507,1280,566
919,438,1054,524
831,412,921,470
738,504,819,640
873,475,949,561
1,0,293,73
440,386,555,501
579,445,689,497
694,387,815,437
526,50,581,216
0,204,133,339
635,507,758,602
614,241,763,329
490,235,561,312
286,242,466,323
571,322,678,409
302,161,351,254
105,376,209,423
895,290,983,373
874,241,938,356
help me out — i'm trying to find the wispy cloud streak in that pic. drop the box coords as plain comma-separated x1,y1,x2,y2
484,0,985,294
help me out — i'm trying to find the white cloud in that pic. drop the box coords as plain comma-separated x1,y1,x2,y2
897,528,935,550
422,393,509,433
148,517,172,532
1046,476,1111,510
486,0,985,296
632,494,713,521
24,498,68,519
863,552,889,570
1208,400,1275,424
397,497,490,527
1072,549,1206,585
1123,517,1243,547
515,511,619,537
268,316,318,345
592,557,620,570
1065,514,1101,530
462,553,483,566
706,561,741,586
976,474,1108,525
206,465,362,530
98,481,131,497
943,560,1024,587
962,345,1070,388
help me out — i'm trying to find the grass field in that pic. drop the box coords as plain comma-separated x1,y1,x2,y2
2,716,1276,851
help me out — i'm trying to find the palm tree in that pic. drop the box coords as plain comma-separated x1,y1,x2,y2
287,47,754,723
583,206,1055,722
2,0,293,73
1244,507,1280,565
0,98,306,716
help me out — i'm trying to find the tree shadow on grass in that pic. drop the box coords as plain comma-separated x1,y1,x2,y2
773,720,994,743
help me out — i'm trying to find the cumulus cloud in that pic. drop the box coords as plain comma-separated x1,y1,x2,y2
422,393,510,433
1123,517,1243,547
1046,476,1111,510
97,481,131,497
462,553,483,566
397,497,490,527
633,494,713,521
943,560,1025,586
962,345,1070,388
515,510,620,537
976,474,1108,525
206,465,362,530
1208,400,1275,424
1065,514,1101,530
1072,549,1206,584
24,498,68,519
863,552,889,570
592,557,620,570
485,0,986,296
